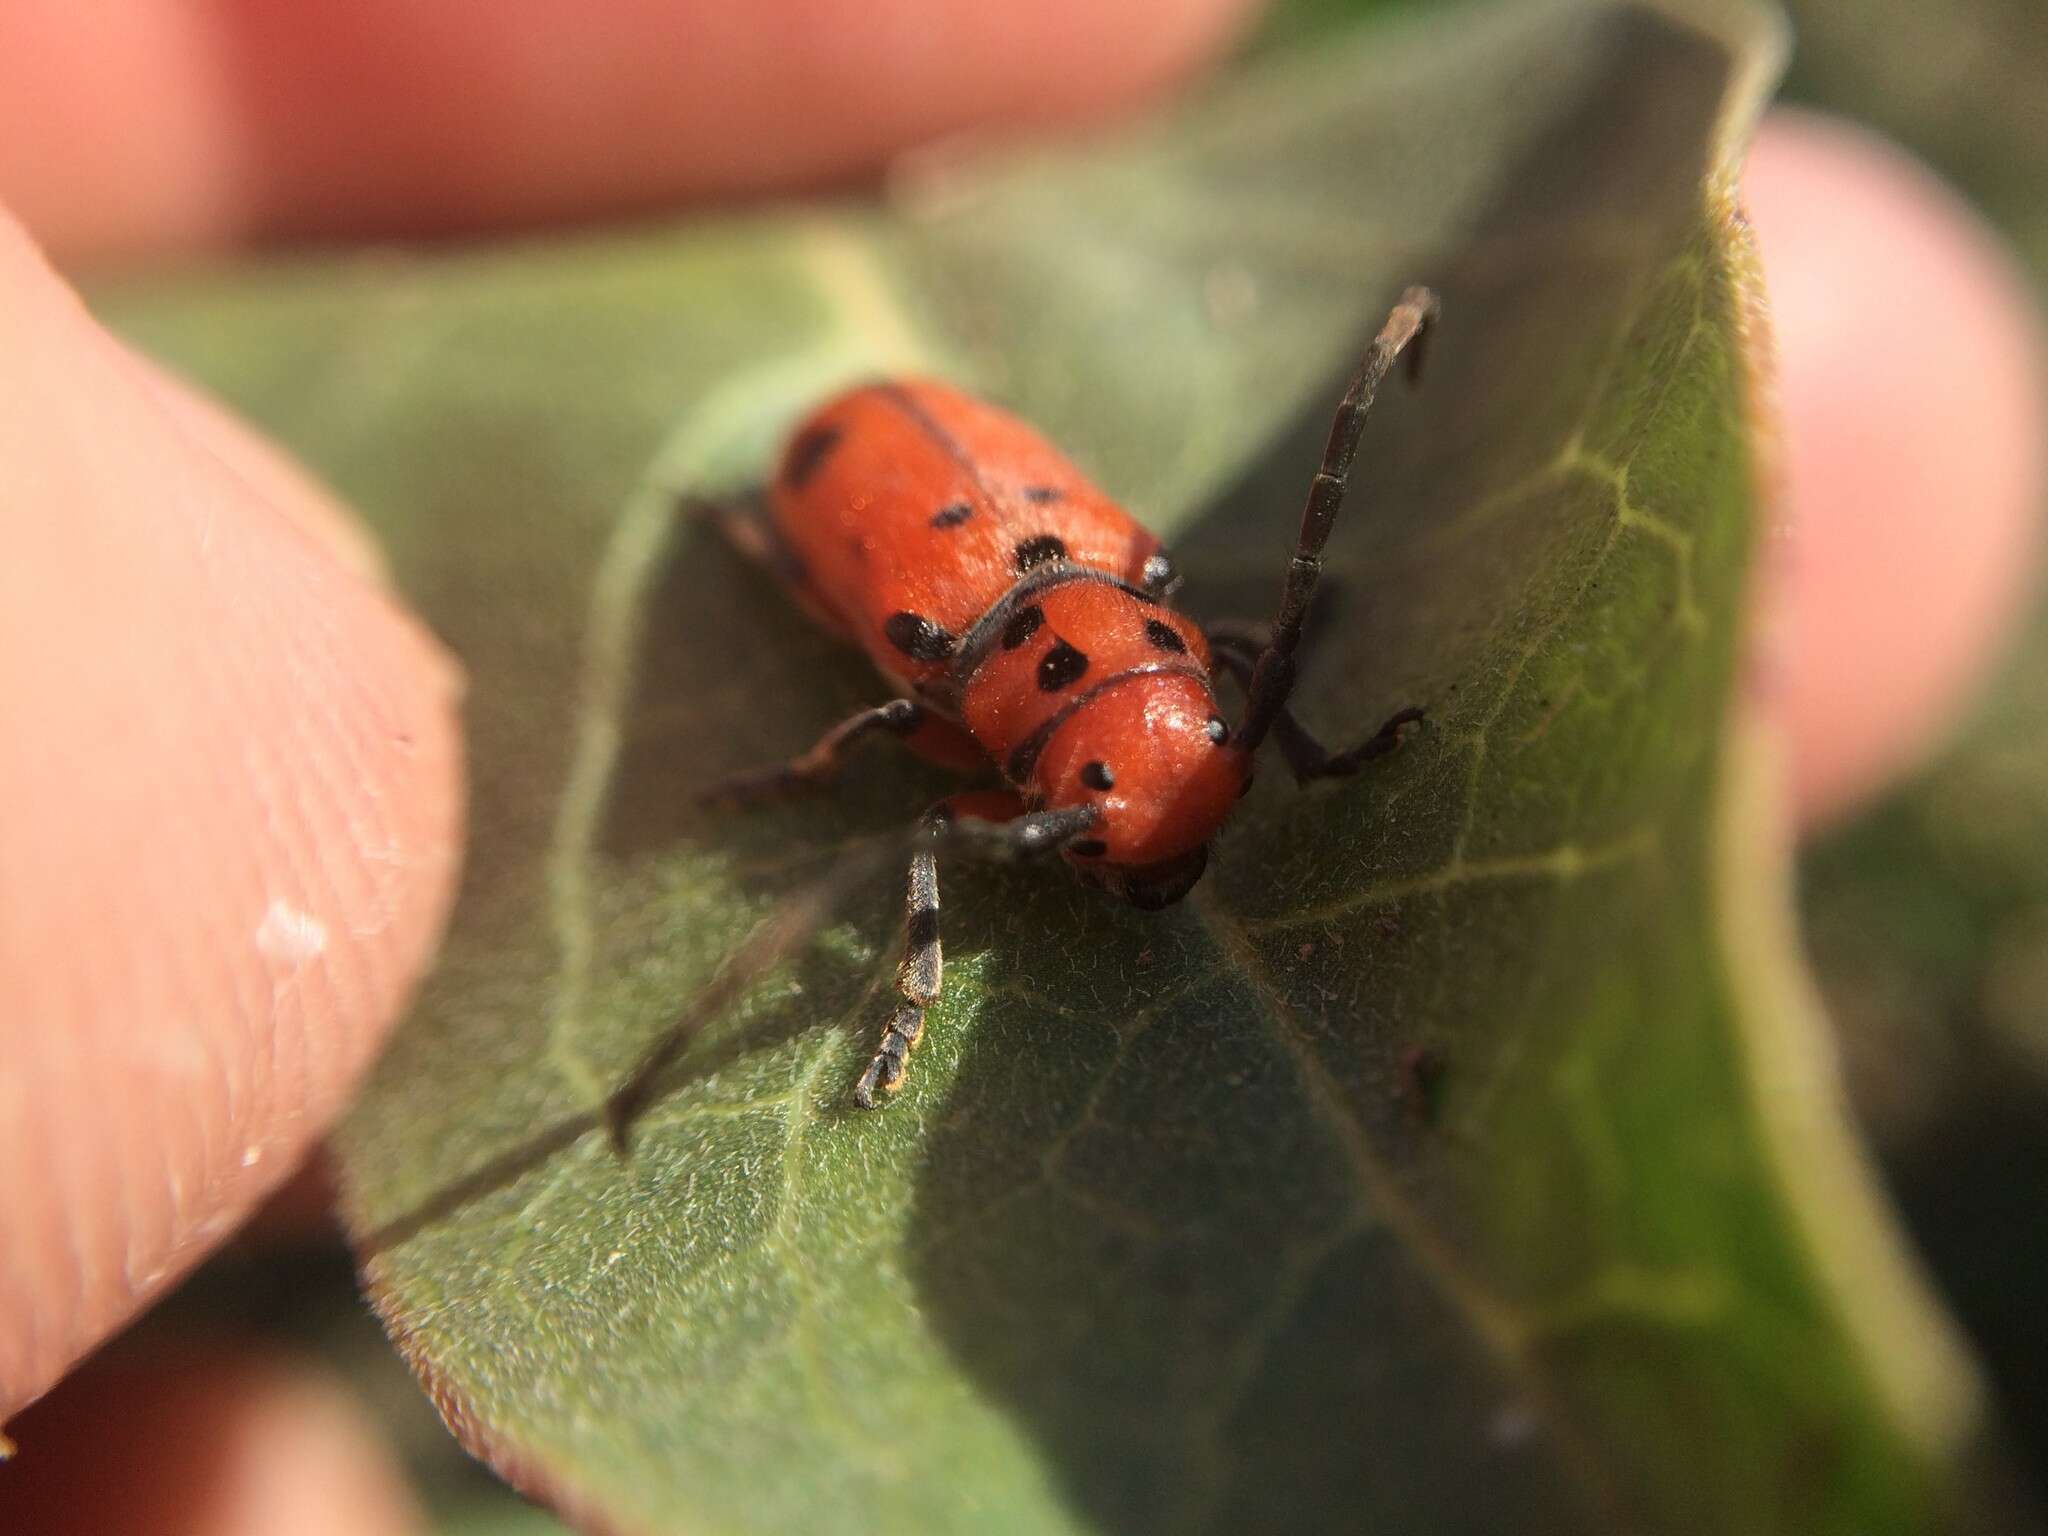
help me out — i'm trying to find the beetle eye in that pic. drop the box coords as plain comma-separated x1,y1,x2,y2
1080,760,1114,791
1205,716,1230,745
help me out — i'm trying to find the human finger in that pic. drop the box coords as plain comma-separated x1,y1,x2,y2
0,208,464,1417
0,0,1266,263
1742,110,2047,830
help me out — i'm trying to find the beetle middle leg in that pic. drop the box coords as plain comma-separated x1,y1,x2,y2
855,791,1099,1108
697,699,927,807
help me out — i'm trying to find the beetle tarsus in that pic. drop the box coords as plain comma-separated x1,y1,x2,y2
854,1002,925,1109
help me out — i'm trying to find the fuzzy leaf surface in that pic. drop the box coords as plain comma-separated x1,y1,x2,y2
107,2,1991,1531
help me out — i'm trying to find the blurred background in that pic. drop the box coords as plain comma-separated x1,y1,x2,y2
1780,0,2048,1496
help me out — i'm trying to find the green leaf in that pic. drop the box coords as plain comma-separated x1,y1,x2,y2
105,1,2003,1530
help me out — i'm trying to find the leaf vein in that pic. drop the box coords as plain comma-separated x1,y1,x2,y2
1188,887,1523,1347
1245,827,1658,933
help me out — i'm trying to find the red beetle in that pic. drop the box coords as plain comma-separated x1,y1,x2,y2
705,288,1438,1106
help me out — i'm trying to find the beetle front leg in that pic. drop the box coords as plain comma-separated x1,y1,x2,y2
1207,630,1425,783
855,825,943,1109
853,793,1098,1108
1269,704,1427,782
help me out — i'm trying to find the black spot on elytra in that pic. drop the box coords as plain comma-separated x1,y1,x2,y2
885,612,956,663
782,423,842,489
1037,639,1089,692
1022,485,1063,504
1014,534,1067,572
1080,760,1115,791
929,501,973,529
1001,605,1044,650
1144,618,1187,654
1068,838,1108,859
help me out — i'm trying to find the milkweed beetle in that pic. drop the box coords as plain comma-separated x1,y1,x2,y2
702,288,1438,1107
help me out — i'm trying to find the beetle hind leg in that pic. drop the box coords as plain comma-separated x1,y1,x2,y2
688,491,855,641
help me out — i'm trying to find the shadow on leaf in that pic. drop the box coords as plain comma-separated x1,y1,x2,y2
904,12,1736,1533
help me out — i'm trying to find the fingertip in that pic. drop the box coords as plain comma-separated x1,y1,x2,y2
0,207,464,1411
1743,110,2048,830
127,346,391,584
